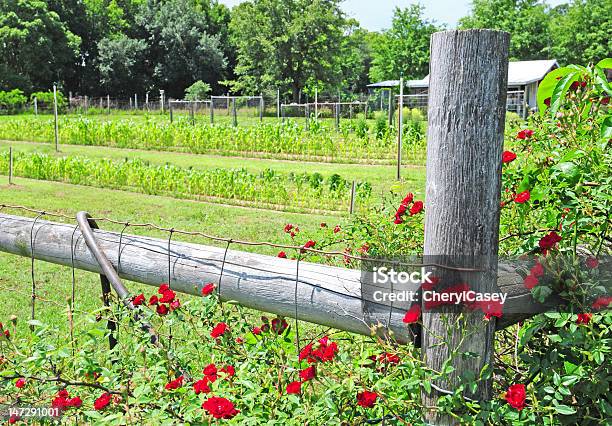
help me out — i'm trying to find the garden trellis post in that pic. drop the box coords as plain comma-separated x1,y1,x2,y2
259,93,264,122
277,88,280,119
53,85,59,152
107,95,110,114
8,147,13,185
397,77,404,181
421,29,509,424
33,97,37,115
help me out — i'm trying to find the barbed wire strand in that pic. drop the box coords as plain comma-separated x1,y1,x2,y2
0,203,483,272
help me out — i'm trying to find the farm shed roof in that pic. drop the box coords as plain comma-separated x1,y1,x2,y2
368,60,559,89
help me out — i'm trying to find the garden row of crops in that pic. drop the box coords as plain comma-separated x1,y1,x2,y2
0,151,372,212
0,116,427,164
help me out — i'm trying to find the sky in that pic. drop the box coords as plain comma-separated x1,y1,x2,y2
218,0,568,31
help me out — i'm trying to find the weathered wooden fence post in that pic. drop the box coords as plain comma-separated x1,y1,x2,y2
421,29,509,424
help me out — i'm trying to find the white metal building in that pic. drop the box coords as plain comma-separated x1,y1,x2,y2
368,60,559,116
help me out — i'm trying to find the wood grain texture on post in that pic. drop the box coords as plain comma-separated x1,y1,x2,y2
422,29,509,422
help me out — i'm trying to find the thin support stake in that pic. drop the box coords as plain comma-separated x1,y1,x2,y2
349,181,356,214
397,77,404,181
8,147,13,185
53,85,59,152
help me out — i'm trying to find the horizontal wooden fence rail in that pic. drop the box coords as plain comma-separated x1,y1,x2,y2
0,213,543,342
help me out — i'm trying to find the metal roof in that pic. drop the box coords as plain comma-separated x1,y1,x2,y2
368,60,559,89
366,80,400,88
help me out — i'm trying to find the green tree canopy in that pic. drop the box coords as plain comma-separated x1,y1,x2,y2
0,0,81,91
459,0,551,60
185,80,212,100
230,0,351,101
97,35,148,96
368,5,439,82
136,0,227,97
549,0,612,65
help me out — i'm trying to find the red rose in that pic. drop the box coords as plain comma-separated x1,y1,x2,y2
514,190,530,203
158,283,170,294
203,364,218,382
284,224,295,233
505,384,526,410
8,415,18,424
320,222,327,228
210,322,228,338
132,294,145,306
523,274,539,290
393,215,403,225
4,329,9,338
538,231,561,250
396,203,407,217
585,256,599,269
357,390,378,408
165,376,184,390
402,193,414,205
592,296,612,310
409,201,424,215
169,300,181,311
516,129,533,140
311,339,339,363
286,381,301,394
156,304,169,316
299,343,314,362
502,151,517,163
277,251,287,258
201,283,216,296
530,262,544,278
15,378,26,388
148,295,159,305
576,313,592,325
235,337,244,344
193,378,211,394
94,392,112,411
402,304,421,324
333,225,341,233
159,289,176,303
299,366,316,381
303,240,316,249
377,352,400,364
67,397,82,408
202,396,239,419
221,365,235,378
252,326,262,335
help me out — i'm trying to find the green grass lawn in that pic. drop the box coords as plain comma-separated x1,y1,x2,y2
0,177,345,335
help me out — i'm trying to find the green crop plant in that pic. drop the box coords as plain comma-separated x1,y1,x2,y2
0,151,372,213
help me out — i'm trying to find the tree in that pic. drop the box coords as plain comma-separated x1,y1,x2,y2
459,0,551,60
185,80,212,100
369,5,439,82
549,0,612,65
0,0,81,92
136,0,227,98
230,0,349,101
97,35,148,96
